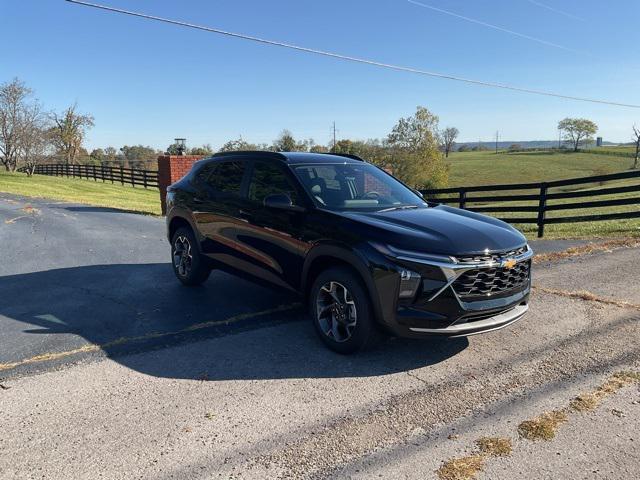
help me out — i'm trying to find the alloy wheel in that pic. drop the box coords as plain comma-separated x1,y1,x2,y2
173,235,193,277
316,281,357,343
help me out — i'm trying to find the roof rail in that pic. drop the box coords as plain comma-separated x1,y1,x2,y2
212,150,288,161
322,152,364,162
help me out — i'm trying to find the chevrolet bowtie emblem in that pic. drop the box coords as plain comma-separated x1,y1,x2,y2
502,258,517,269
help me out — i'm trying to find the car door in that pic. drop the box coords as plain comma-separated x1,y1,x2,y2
191,159,251,269
232,160,312,291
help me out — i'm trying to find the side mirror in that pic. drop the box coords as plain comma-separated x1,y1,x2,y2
264,193,305,213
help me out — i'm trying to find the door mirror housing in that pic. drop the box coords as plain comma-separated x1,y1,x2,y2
263,193,306,213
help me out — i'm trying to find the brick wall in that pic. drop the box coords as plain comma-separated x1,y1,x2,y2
157,155,205,215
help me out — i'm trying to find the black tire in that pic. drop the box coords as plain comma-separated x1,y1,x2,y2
310,267,381,354
171,227,211,286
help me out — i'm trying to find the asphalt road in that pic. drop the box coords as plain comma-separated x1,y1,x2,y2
1,192,639,480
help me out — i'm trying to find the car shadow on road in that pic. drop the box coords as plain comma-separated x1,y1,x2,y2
0,263,468,380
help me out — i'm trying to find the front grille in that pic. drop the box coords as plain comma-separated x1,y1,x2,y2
452,260,530,298
454,245,528,264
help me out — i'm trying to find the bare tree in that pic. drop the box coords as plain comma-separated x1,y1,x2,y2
441,127,459,158
0,79,37,171
21,122,53,176
50,104,94,164
633,125,640,170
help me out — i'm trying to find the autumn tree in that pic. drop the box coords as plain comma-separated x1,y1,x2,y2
385,106,449,189
557,118,597,152
50,104,94,164
441,127,459,158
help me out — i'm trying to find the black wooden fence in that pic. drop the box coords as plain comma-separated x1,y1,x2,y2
28,163,159,189
421,170,640,238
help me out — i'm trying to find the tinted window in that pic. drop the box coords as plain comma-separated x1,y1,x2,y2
248,162,299,205
293,163,425,211
194,163,216,184
207,161,245,195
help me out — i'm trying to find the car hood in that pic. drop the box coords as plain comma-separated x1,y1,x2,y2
338,205,527,255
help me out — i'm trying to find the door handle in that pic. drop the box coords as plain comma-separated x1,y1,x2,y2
193,197,205,204
238,209,252,219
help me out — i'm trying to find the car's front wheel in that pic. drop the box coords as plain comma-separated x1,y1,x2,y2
310,267,381,354
171,227,211,286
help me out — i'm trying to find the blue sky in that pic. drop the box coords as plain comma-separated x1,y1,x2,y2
2,0,639,150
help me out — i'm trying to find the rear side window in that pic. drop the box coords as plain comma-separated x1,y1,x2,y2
207,161,245,195
248,161,299,205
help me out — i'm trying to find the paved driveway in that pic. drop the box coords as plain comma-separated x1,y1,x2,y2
1,192,639,480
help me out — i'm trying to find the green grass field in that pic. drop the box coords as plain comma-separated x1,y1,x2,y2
1,150,638,240
443,150,640,239
446,150,637,187
0,170,161,215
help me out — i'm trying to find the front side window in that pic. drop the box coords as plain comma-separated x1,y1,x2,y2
293,163,425,211
207,161,245,195
248,161,299,205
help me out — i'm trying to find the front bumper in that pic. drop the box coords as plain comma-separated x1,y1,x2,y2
406,302,528,337
368,243,532,338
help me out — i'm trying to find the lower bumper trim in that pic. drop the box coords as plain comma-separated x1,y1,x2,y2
408,303,528,337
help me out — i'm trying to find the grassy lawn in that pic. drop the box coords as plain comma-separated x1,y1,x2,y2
0,170,161,215
446,150,637,187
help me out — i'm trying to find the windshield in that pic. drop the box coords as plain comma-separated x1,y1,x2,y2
293,163,426,211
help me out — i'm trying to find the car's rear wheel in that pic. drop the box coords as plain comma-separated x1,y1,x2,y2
310,267,380,354
171,227,211,286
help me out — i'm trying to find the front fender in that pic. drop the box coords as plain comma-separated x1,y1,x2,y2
301,242,400,328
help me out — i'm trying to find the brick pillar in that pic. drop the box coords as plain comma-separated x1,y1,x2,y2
157,155,205,215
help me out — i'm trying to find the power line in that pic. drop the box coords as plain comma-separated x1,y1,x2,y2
407,0,583,55
525,0,585,21
65,0,640,109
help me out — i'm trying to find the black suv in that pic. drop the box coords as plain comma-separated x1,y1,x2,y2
166,151,532,353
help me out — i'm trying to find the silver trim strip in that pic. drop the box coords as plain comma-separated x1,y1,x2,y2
408,303,528,336
396,247,533,270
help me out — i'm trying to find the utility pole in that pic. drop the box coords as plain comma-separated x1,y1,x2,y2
495,131,499,154
332,121,337,152
558,128,562,149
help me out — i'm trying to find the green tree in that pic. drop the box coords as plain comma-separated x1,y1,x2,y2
558,117,598,152
190,144,214,156
88,148,105,165
218,137,257,152
120,145,157,161
272,129,297,152
385,106,448,189
50,104,94,164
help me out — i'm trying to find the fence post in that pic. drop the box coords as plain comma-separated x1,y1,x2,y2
93,165,97,181
537,183,548,238
143,170,148,189
131,169,135,188
459,189,467,209
120,166,124,186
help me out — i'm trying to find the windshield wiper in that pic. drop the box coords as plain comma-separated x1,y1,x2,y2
377,205,420,212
